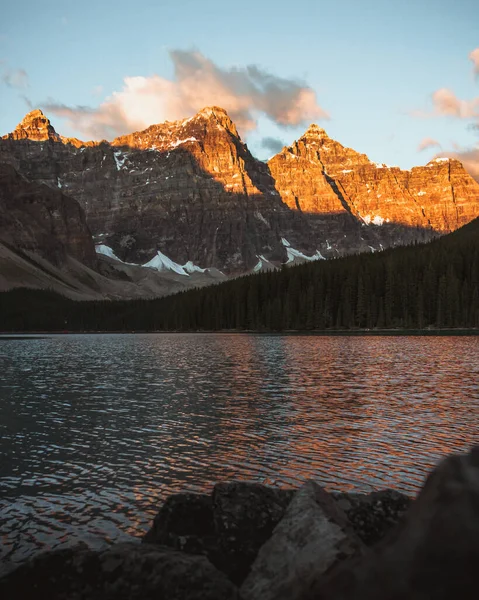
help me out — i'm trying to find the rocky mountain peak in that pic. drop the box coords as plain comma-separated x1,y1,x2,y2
301,123,330,139
5,109,61,143
193,106,239,137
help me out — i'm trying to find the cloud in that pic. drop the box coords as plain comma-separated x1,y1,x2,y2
417,137,441,152
260,136,285,154
44,50,329,140
1,63,29,89
435,146,479,182
430,88,479,119
412,88,479,121
21,94,33,110
470,48,479,78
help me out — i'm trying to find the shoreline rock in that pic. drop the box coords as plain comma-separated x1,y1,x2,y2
2,447,477,599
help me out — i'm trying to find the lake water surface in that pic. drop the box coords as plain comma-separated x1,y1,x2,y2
1,333,478,572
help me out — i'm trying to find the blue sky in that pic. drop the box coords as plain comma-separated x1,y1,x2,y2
1,0,478,175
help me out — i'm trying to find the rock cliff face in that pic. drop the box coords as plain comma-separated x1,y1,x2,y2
1,108,312,272
1,108,479,274
269,125,479,233
0,162,96,267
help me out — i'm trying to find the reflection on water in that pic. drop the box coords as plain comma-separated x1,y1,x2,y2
1,333,478,571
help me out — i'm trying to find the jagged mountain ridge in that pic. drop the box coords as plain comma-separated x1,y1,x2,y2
1,107,479,274
269,124,479,232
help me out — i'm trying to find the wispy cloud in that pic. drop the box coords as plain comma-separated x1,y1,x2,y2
470,47,479,78
260,136,285,154
44,50,329,140
412,48,479,123
0,61,29,89
418,137,441,152
430,88,479,119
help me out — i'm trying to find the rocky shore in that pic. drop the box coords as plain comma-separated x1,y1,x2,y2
1,447,478,599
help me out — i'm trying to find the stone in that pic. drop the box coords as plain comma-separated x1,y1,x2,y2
332,489,411,546
0,541,240,600
212,481,295,584
143,492,216,556
0,162,96,268
143,483,294,586
314,446,479,600
240,480,364,600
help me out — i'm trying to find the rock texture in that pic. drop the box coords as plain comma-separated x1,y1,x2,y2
269,126,479,234
241,481,364,600
315,446,479,600
2,108,479,274
6,449,477,600
1,108,310,272
0,162,96,268
0,542,239,600
0,163,229,299
332,489,411,546
144,482,295,586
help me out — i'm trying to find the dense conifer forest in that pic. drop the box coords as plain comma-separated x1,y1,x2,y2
1,218,478,332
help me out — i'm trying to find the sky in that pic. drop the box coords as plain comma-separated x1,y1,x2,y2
1,0,478,177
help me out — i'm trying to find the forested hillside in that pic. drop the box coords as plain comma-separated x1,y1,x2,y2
1,217,478,332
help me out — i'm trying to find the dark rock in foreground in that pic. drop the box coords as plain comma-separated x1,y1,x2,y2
144,482,295,585
332,489,412,546
0,542,239,600
2,447,478,600
211,482,295,584
241,481,364,600
314,446,479,599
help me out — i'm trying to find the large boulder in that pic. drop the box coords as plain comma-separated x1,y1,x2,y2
212,481,295,584
0,542,239,600
144,482,294,585
315,446,479,600
332,489,412,545
241,480,364,600
143,492,216,556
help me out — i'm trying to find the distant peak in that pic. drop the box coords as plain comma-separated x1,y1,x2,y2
194,106,239,137
9,109,61,142
23,108,47,120
197,106,230,118
303,123,329,138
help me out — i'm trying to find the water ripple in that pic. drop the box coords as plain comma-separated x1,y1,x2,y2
1,333,478,573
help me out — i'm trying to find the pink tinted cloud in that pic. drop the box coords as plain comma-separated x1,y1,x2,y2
470,48,479,77
418,137,441,152
431,88,479,119
44,50,329,140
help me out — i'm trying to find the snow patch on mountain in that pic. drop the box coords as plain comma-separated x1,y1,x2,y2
281,238,325,263
169,137,198,149
96,244,123,262
143,250,190,276
253,255,277,273
113,150,127,170
361,214,389,226
183,260,207,274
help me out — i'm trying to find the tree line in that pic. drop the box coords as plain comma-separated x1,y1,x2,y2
1,217,478,332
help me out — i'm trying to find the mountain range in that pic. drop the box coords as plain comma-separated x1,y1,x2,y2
1,106,479,298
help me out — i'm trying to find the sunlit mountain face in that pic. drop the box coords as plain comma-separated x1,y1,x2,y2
1,107,479,298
